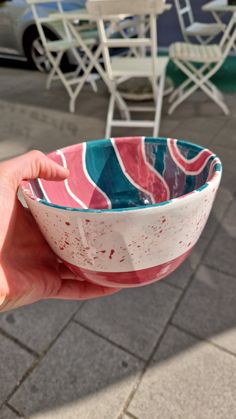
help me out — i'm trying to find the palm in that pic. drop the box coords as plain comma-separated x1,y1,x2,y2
1,193,62,308
0,151,119,312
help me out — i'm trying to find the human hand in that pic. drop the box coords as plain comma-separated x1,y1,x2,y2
0,151,119,312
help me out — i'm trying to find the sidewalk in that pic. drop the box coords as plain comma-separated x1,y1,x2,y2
0,65,236,419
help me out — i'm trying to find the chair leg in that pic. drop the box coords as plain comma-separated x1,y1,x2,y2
168,94,186,114
87,74,98,92
48,52,78,112
169,62,210,103
46,51,63,90
106,94,115,138
113,89,130,121
168,69,229,116
169,84,186,103
205,89,229,115
153,73,165,137
66,57,99,112
205,79,224,101
69,97,75,113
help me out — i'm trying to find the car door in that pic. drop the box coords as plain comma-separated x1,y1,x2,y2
0,0,24,55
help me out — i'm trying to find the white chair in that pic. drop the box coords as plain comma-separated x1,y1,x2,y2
168,14,236,115
174,0,224,44
27,0,99,112
87,0,169,138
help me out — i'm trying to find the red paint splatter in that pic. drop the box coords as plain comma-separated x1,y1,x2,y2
65,241,70,245
60,247,64,250
85,219,91,223
100,250,106,254
120,258,125,263
109,249,115,259
65,222,70,226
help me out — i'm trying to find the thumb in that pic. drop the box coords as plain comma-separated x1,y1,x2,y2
0,150,69,191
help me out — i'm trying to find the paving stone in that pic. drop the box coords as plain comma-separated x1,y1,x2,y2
1,65,236,419
0,99,105,155
0,300,81,354
173,265,236,354
213,117,236,149
209,145,236,194
75,282,181,360
223,93,236,116
166,235,209,289
0,139,29,162
199,98,230,120
201,185,233,240
204,200,236,276
0,333,35,406
164,116,226,148
129,325,236,419
10,322,143,419
162,94,200,119
158,118,180,137
0,405,21,419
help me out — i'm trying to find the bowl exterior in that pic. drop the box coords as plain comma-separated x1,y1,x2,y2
23,171,221,288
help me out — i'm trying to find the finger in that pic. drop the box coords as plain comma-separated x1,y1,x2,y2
57,263,82,280
0,150,69,191
51,279,121,300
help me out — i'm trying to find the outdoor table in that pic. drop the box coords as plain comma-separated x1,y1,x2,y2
50,4,172,81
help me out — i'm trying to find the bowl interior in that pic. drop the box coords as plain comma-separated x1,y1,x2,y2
24,137,219,210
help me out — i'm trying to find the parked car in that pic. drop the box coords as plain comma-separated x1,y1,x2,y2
0,0,94,72
0,0,138,73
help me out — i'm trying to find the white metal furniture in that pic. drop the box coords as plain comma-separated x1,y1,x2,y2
49,8,141,113
87,0,169,138
168,12,236,115
174,0,224,44
203,0,236,52
27,0,100,112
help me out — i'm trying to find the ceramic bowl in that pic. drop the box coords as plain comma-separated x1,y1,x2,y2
21,137,222,288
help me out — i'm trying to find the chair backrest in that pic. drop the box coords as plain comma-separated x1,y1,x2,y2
87,0,166,80
219,12,236,60
26,0,71,48
174,0,194,41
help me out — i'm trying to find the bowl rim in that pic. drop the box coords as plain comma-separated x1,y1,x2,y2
20,137,222,214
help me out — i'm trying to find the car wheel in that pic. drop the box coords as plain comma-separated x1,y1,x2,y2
31,36,52,73
24,28,71,73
